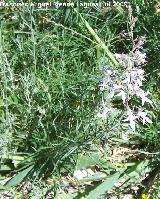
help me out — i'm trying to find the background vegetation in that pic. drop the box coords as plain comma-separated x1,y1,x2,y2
0,0,159,198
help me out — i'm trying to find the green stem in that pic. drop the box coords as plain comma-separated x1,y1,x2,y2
75,9,119,67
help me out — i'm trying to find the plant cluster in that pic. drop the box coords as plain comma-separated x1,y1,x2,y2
0,0,159,198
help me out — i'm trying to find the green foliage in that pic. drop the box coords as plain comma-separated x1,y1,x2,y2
86,170,125,199
0,0,159,198
5,165,34,188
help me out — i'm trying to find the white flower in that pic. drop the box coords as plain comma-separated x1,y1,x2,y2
97,106,111,119
136,90,153,106
137,111,152,125
99,67,113,91
107,90,115,99
116,90,126,104
135,79,143,87
115,53,130,68
141,96,153,106
128,83,134,94
99,76,112,91
122,76,131,84
124,108,139,131
97,34,152,131
137,68,145,76
113,83,123,90
133,50,146,65
11,15,17,20
103,68,113,75
122,131,129,141
134,36,146,49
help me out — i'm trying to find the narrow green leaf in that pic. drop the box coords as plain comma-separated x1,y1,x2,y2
76,152,102,170
74,9,119,67
57,192,78,199
0,184,6,190
0,165,12,172
86,170,124,199
0,154,25,161
0,99,4,106
5,165,34,188
64,8,71,24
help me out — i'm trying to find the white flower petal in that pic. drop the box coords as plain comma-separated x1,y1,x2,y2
130,119,136,131
137,111,152,125
142,96,153,106
124,108,138,131
107,90,115,99
145,117,153,124
116,90,126,104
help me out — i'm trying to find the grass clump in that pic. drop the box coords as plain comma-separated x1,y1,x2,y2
0,1,160,198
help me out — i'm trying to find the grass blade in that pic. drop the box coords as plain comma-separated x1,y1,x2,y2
5,165,34,188
86,170,124,199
